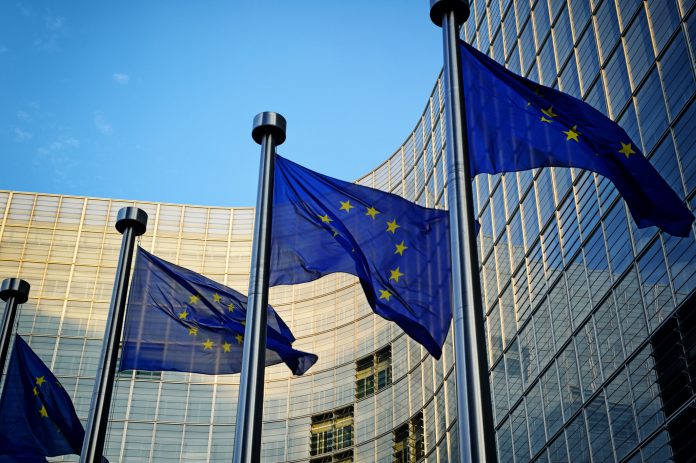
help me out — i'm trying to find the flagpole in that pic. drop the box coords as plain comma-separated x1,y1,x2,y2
0,278,30,380
233,111,286,463
430,1,497,461
81,207,147,463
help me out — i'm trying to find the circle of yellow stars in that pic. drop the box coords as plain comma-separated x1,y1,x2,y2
530,93,637,160
319,199,410,305
33,375,63,420
178,292,245,353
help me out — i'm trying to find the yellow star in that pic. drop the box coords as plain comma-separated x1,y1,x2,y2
318,213,333,224
33,387,38,396
386,219,400,234
540,116,552,123
235,334,244,344
212,293,222,303
394,241,408,256
379,289,392,301
39,405,48,418
365,206,380,219
202,339,214,350
222,341,232,353
35,376,46,387
339,200,354,212
227,302,235,312
619,142,635,158
389,267,404,282
563,125,580,142
541,106,557,118
331,228,339,238
178,310,188,320
241,320,246,325
189,294,200,304
188,326,198,336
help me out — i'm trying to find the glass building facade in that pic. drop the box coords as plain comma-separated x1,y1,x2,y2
1,0,695,461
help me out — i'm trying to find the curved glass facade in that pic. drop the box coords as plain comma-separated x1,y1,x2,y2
1,1,696,462
462,1,696,462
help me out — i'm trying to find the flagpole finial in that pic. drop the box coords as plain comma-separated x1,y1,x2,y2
0,278,30,304
252,111,286,146
115,207,148,236
430,0,469,27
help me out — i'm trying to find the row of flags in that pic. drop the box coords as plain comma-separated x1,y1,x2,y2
0,39,693,461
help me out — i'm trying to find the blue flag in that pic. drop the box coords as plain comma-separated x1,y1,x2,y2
270,155,451,358
0,336,87,462
119,247,317,376
460,40,694,237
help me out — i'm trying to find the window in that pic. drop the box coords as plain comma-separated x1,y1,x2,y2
117,369,162,380
355,346,392,399
310,406,354,458
135,370,162,380
310,413,333,456
393,412,425,463
116,345,162,380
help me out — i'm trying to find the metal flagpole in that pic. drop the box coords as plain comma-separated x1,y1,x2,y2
81,207,147,463
430,0,497,461
0,278,30,379
233,111,286,463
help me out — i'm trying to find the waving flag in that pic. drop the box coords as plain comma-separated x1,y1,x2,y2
459,40,693,236
119,247,317,376
0,336,93,462
270,155,451,358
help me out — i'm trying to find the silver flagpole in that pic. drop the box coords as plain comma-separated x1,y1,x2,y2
0,278,30,381
430,0,497,461
81,207,147,462
233,112,286,463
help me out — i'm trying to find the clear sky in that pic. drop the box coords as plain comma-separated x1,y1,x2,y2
0,1,443,207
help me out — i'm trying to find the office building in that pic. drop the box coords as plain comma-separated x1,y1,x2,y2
1,0,695,461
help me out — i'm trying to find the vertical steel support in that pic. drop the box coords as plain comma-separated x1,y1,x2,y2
430,0,497,461
80,207,147,463
0,278,30,380
233,112,286,463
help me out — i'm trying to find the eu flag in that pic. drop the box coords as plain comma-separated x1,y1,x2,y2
270,155,451,358
0,336,86,461
119,247,318,376
459,40,694,237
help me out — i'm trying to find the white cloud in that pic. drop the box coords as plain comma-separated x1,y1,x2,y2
37,136,79,154
44,13,64,32
34,136,80,186
16,110,29,120
36,11,66,51
35,136,80,171
94,111,113,135
14,127,32,141
112,73,129,85
17,3,34,17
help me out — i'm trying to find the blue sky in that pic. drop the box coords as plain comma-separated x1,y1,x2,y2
0,1,442,207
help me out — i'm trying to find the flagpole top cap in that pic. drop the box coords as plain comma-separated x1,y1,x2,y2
252,112,286,146
430,0,470,26
115,207,148,236
0,278,30,304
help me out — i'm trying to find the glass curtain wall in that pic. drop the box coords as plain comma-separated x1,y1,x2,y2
1,1,696,461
